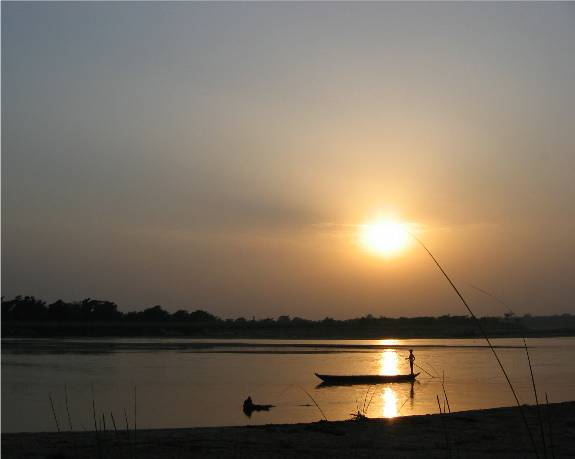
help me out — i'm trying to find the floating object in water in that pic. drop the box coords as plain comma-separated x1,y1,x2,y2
315,372,419,385
242,396,274,417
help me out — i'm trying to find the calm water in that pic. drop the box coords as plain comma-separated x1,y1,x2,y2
2,337,574,433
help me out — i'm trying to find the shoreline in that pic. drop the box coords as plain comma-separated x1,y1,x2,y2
3,402,574,458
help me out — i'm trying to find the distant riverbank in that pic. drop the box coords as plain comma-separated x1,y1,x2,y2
3,317,575,340
4,297,575,339
2,402,573,458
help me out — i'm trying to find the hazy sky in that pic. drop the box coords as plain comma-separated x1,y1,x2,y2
3,2,574,318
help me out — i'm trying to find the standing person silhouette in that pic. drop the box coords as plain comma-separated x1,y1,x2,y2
407,349,415,376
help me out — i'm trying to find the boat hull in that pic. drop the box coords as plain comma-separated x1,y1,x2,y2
315,372,419,385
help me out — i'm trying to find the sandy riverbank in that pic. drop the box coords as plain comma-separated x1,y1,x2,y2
2,402,574,458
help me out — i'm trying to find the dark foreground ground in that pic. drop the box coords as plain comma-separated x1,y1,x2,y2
2,402,574,459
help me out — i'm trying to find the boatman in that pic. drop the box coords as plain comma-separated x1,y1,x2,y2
407,349,415,376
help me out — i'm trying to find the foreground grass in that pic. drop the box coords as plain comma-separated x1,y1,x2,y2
2,401,574,459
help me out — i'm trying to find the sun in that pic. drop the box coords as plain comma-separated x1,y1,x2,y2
359,219,410,257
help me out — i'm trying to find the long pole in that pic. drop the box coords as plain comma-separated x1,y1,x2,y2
413,362,436,378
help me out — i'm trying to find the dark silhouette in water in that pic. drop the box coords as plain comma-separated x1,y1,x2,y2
407,349,415,376
242,396,274,417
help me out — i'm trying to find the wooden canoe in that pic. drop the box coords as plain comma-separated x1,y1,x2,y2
315,372,419,385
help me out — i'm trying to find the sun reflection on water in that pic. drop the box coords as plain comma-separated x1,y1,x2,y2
377,339,400,346
378,350,400,418
382,387,398,418
380,349,399,376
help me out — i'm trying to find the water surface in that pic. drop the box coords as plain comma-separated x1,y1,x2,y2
2,337,574,433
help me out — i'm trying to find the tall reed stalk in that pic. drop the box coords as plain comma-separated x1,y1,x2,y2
63,385,79,458
365,386,379,415
133,385,138,459
436,394,450,458
91,384,103,459
273,383,328,421
297,385,328,421
111,411,118,436
91,384,98,432
545,393,555,459
409,233,539,458
361,385,373,415
441,371,451,413
468,284,546,458
64,385,73,431
49,394,61,432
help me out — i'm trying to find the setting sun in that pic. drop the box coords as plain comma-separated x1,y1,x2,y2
360,219,410,257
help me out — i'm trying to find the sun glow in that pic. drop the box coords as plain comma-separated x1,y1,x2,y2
360,218,410,257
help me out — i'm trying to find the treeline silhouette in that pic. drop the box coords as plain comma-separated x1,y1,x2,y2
2,295,575,339
2,296,217,323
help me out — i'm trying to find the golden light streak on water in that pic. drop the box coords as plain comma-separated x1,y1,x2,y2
377,339,400,346
382,387,398,418
380,349,399,376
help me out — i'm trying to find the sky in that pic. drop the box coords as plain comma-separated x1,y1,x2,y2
2,2,574,319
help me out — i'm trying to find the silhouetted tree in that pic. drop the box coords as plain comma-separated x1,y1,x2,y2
91,300,122,321
73,299,122,321
188,310,219,322
2,297,16,320
137,305,170,322
2,295,575,339
291,317,309,325
47,300,73,321
7,296,48,321
277,315,291,324
171,310,190,321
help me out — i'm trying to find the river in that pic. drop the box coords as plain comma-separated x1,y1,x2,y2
2,337,574,433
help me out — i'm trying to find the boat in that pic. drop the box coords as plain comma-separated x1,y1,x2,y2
314,372,419,385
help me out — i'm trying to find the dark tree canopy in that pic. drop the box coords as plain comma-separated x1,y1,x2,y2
2,296,574,340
